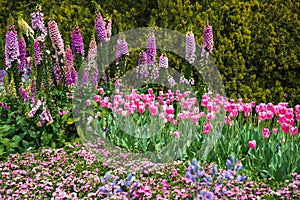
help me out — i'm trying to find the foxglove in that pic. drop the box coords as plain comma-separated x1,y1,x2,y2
18,37,26,76
159,54,168,68
106,18,112,41
203,24,213,54
71,25,84,58
185,31,196,63
65,46,77,86
31,5,47,42
146,30,156,65
48,20,65,57
95,13,107,45
34,38,43,65
116,36,129,63
5,26,20,69
88,37,97,68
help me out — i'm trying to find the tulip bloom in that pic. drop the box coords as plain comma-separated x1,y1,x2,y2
262,128,270,138
248,140,256,149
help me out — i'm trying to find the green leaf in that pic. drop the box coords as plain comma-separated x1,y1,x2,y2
22,140,29,149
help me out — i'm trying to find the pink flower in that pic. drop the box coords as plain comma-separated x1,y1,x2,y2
98,88,104,94
94,95,101,102
262,128,270,138
166,105,175,115
281,123,290,133
248,140,256,149
290,127,298,136
272,128,278,134
86,99,91,106
206,112,214,120
173,131,181,138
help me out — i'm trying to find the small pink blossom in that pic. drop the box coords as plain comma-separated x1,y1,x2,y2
248,140,256,149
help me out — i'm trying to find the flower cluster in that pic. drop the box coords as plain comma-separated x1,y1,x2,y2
48,20,65,58
159,53,168,68
88,37,97,68
94,13,107,45
0,69,6,83
202,25,213,54
146,30,156,65
64,46,77,86
71,25,84,58
18,37,27,76
185,31,196,64
27,100,42,118
33,38,43,65
19,86,30,102
88,172,139,198
5,26,20,69
30,5,47,42
116,36,129,63
186,156,246,199
38,102,54,126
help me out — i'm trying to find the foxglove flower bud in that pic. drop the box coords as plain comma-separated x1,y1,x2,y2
146,30,156,65
159,54,168,68
202,25,213,54
71,25,84,58
95,13,107,45
185,31,196,64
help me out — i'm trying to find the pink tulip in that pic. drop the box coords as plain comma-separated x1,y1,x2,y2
262,128,270,138
248,140,256,149
290,127,298,136
272,128,278,134
173,131,181,138
206,112,214,120
166,105,175,115
281,123,290,133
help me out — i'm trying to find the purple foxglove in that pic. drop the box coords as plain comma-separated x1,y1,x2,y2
138,51,147,66
53,63,63,83
185,32,196,64
34,38,43,65
159,54,168,68
31,5,47,42
95,13,107,45
81,68,89,85
5,26,20,69
116,37,129,63
18,37,26,75
48,20,65,57
65,46,77,86
203,25,213,54
146,30,156,65
19,86,29,102
71,25,84,58
88,37,97,68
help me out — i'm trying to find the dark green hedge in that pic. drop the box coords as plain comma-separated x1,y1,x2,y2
1,0,299,105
